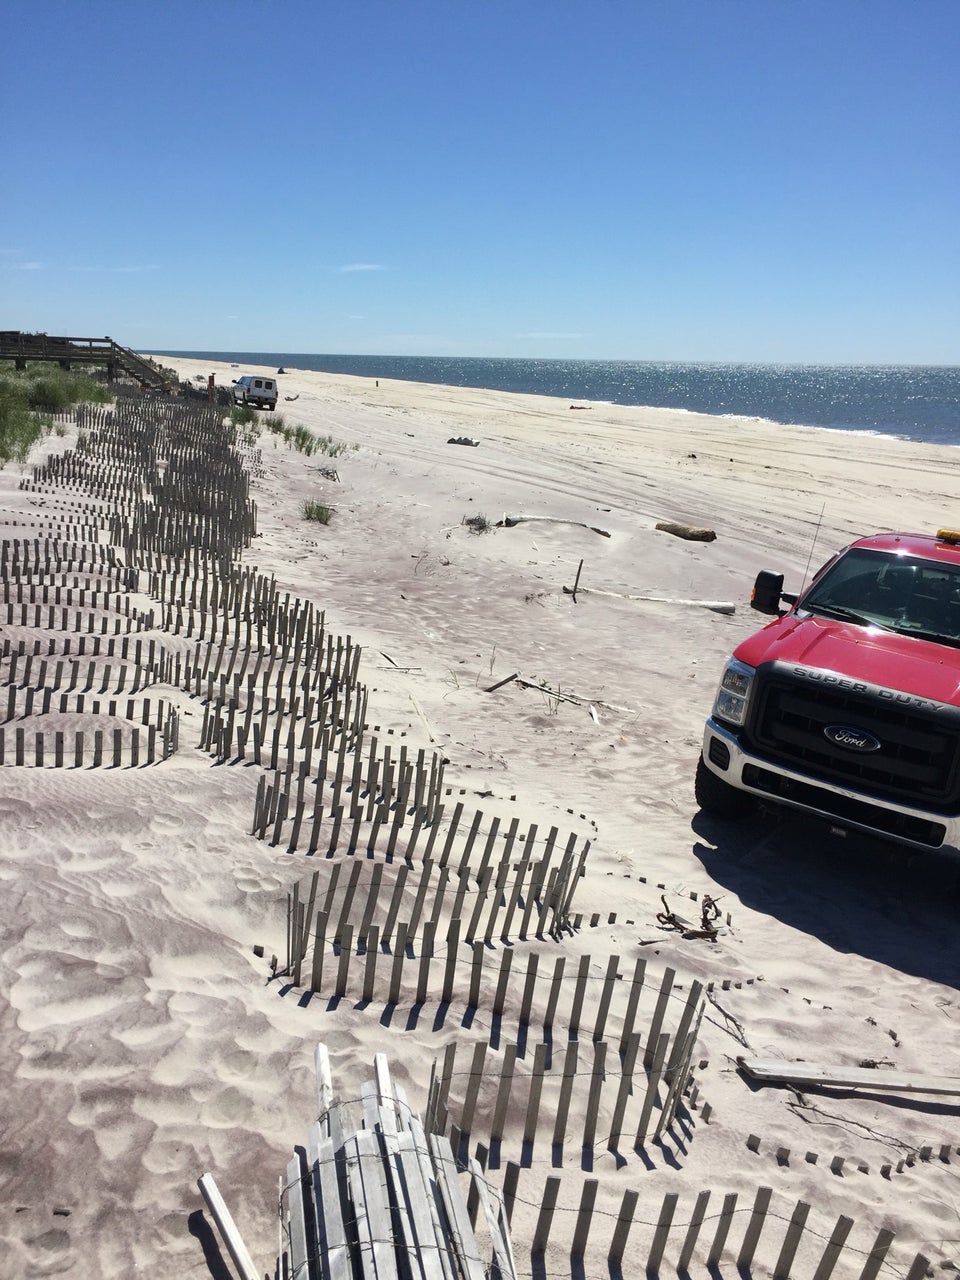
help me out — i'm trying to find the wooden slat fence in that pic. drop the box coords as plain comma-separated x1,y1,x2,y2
505,1170,933,1279
282,823,589,977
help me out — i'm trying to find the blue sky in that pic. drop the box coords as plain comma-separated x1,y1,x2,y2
2,1,957,363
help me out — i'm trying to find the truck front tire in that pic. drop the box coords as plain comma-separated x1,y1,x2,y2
695,756,757,818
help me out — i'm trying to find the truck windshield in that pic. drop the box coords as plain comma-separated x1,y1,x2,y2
799,548,960,645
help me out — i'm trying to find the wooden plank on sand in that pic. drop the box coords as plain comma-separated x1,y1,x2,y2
739,1058,960,1096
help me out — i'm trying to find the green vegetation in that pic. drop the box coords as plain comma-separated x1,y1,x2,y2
262,413,355,459
0,364,111,467
313,433,354,458
228,403,261,446
303,500,335,525
229,402,258,427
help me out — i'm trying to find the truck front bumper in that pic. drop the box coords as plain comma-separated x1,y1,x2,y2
702,718,960,852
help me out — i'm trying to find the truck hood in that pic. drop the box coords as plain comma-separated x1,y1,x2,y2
734,613,960,706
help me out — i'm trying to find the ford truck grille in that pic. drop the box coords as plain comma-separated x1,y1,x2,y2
747,662,960,809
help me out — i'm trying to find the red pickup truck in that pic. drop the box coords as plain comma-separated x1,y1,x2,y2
696,530,960,853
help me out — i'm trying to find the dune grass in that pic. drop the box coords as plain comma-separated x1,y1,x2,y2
0,364,111,466
259,412,356,459
303,500,335,524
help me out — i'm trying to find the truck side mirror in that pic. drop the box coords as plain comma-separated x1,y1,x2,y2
751,570,785,615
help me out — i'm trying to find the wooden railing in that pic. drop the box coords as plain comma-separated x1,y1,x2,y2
0,331,174,390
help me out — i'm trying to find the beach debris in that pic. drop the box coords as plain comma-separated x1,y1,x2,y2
569,404,592,410
738,1058,960,1097
483,671,640,717
485,671,519,692
656,893,722,939
447,435,480,446
569,557,584,602
562,580,734,613
498,514,611,537
462,512,493,534
409,692,435,741
199,1045,518,1280
283,393,299,401
655,520,717,542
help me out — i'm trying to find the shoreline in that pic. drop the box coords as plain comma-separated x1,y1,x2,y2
1,363,958,1275
144,350,960,447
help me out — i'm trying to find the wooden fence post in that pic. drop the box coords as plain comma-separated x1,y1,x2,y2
523,1043,548,1149
571,1179,598,1259
608,1187,640,1263
635,1032,670,1146
568,953,591,1036
441,918,460,1005
552,1041,579,1150
467,942,484,1011
592,954,620,1042
490,1043,518,1143
812,1215,855,1280
531,1176,561,1256
543,956,565,1030
773,1200,811,1279
858,1228,896,1280
387,923,408,1005
647,1192,679,1273
459,1042,488,1139
334,925,353,998
492,949,513,1018
644,966,676,1067
707,1192,740,1266
581,1041,607,1149
310,912,328,994
415,920,435,1005
362,925,380,1004
736,1185,773,1269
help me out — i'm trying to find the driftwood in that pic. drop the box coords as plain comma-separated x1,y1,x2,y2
498,515,611,538
485,672,639,717
739,1057,960,1097
485,672,519,693
562,584,735,614
655,520,716,542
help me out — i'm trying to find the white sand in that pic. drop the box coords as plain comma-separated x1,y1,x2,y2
0,355,957,1277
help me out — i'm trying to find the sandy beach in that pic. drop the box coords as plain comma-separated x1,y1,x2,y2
1,355,958,1279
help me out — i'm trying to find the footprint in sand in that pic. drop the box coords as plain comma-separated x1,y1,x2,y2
25,1227,71,1259
204,1085,253,1127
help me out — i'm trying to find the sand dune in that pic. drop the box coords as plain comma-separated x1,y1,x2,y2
0,357,957,1279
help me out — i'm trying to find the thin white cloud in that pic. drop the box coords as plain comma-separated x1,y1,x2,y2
338,263,386,273
14,261,44,271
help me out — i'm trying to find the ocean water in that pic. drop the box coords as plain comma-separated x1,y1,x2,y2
150,353,960,446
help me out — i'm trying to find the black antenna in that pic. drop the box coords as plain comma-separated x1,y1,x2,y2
799,502,826,600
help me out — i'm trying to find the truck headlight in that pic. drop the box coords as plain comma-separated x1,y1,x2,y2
713,658,755,727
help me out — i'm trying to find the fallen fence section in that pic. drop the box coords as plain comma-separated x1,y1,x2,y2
199,1043,517,1280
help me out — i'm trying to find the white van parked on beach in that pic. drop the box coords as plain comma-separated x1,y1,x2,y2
232,375,277,410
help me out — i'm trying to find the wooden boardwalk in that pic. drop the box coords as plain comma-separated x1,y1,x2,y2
0,330,173,391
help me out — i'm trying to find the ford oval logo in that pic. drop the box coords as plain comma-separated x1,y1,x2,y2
824,724,882,752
